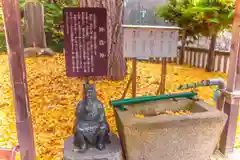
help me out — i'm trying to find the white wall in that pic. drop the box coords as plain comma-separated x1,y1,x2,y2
123,0,173,26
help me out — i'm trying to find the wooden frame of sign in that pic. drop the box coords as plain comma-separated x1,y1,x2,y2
121,25,180,98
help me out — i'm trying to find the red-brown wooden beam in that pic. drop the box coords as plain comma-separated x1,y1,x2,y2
219,0,240,155
132,58,137,98
2,0,36,159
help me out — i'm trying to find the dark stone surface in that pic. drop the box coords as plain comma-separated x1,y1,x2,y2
64,134,122,160
73,84,110,152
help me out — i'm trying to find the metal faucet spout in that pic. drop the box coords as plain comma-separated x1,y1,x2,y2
201,78,226,90
178,78,226,111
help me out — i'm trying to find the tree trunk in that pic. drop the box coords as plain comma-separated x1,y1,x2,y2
206,33,217,72
179,29,187,65
80,0,126,80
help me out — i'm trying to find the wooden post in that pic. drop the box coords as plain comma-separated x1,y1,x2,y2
156,58,167,95
24,1,47,48
132,58,137,98
160,58,167,94
219,0,240,155
82,77,89,99
121,72,133,99
120,58,137,99
2,0,36,159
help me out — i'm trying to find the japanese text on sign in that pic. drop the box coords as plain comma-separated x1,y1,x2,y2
123,25,179,58
64,8,108,77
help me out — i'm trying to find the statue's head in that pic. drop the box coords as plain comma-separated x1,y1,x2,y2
84,83,97,100
82,83,99,118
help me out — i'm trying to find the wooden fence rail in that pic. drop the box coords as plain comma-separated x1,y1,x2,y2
142,46,230,73
182,46,230,73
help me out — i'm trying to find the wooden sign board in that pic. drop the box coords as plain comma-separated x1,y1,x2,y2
123,25,180,58
64,8,108,77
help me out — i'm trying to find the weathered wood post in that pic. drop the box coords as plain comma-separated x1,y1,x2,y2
2,0,36,159
219,0,240,155
24,1,47,48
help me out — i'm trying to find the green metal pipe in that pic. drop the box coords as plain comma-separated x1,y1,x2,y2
111,92,197,110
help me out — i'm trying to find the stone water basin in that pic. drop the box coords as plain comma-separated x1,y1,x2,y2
114,98,227,160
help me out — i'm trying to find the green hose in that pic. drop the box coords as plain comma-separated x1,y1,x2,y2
111,92,197,111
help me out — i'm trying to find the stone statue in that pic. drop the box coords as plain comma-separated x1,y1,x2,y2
73,83,111,153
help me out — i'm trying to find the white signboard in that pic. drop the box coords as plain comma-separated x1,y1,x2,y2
123,25,180,58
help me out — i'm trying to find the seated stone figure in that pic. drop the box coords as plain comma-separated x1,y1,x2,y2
73,83,110,153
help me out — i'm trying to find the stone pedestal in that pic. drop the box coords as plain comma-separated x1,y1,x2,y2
64,134,123,160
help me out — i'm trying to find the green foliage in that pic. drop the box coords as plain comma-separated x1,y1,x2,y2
0,0,78,52
187,0,234,36
157,0,234,40
39,1,64,33
156,0,202,43
157,0,234,70
0,32,7,52
36,0,79,52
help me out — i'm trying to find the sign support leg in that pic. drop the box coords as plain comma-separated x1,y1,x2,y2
132,58,137,98
121,58,137,99
156,58,167,95
121,73,133,99
82,77,89,98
